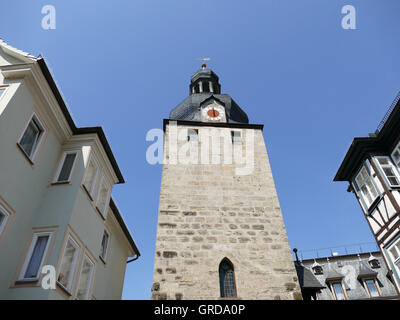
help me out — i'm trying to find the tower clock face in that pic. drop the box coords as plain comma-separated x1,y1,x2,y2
202,103,225,122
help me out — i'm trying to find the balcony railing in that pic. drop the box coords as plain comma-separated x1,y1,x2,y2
377,91,400,132
294,242,379,261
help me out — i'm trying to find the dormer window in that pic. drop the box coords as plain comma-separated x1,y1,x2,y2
312,266,323,275
369,258,380,269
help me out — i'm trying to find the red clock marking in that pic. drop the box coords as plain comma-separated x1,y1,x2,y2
207,109,220,118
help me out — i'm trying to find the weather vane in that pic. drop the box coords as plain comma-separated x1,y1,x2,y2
198,57,211,69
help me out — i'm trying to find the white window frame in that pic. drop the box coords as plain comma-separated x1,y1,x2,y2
53,150,79,183
391,142,400,168
388,238,400,275
17,113,46,161
56,235,80,292
363,278,381,298
0,85,9,100
353,163,379,209
83,157,99,198
19,231,53,281
75,254,95,300
100,229,110,262
0,204,10,237
330,281,347,300
373,156,400,188
95,176,111,218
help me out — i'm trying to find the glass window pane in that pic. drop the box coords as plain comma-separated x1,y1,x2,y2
332,282,345,300
378,157,389,165
19,121,40,157
390,247,399,260
83,161,96,193
97,184,108,214
57,153,77,182
57,239,78,289
389,176,399,186
76,257,93,300
366,180,378,199
0,88,5,98
100,231,109,259
0,211,5,228
393,150,400,166
24,235,49,278
366,279,379,297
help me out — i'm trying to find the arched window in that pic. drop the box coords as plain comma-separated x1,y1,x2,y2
219,258,237,298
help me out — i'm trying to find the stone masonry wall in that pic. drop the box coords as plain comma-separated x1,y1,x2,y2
151,123,301,300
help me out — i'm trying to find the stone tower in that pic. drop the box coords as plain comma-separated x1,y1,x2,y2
151,65,301,300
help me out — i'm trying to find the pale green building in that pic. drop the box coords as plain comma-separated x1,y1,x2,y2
0,39,140,299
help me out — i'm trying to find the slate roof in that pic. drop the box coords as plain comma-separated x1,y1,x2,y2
325,263,344,281
170,68,249,123
169,93,249,123
295,264,325,289
357,261,378,280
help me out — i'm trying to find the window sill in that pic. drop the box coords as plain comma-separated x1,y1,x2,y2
51,181,71,186
99,255,107,266
96,207,106,221
16,143,34,166
56,281,72,296
82,185,94,201
15,278,39,285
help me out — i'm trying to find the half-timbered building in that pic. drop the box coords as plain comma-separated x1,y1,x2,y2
335,92,400,296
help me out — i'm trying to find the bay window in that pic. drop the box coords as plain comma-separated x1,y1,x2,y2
374,156,400,187
388,239,400,275
96,179,110,218
76,255,94,300
83,159,98,198
353,164,379,209
57,236,80,292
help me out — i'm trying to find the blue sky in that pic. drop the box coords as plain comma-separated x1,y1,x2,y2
2,0,400,299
